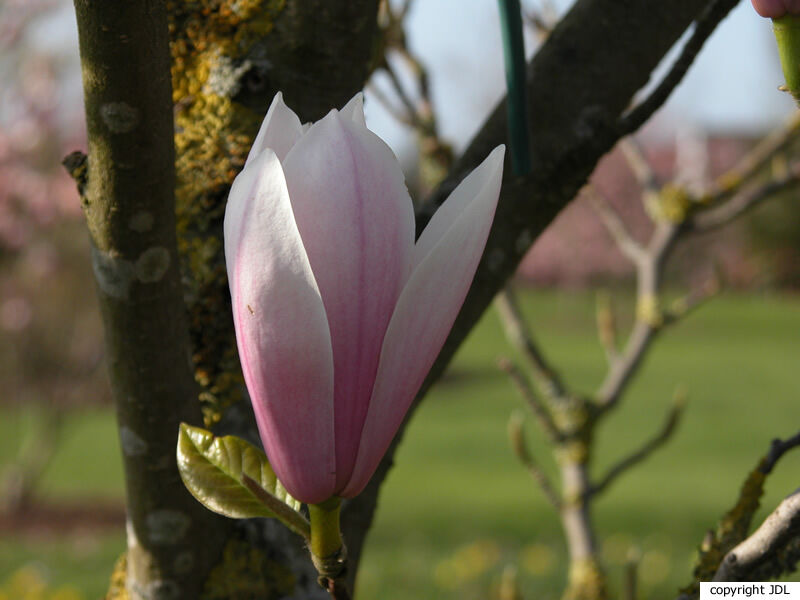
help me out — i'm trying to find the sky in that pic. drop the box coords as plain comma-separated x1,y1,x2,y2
364,0,797,158
24,0,798,158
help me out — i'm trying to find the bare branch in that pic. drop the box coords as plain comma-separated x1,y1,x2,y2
688,163,800,231
662,275,722,327
398,0,415,20
495,286,568,400
620,137,660,193
524,0,559,38
508,411,562,509
590,391,686,498
587,185,647,264
624,548,641,600
713,490,800,582
382,58,424,131
679,430,800,597
762,431,800,475
618,0,739,136
498,358,562,443
595,291,619,364
597,222,680,410
367,81,415,128
708,111,800,201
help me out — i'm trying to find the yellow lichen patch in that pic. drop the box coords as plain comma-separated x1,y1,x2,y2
167,0,285,425
104,553,129,600
636,293,662,328
201,539,296,599
644,184,691,224
563,559,608,600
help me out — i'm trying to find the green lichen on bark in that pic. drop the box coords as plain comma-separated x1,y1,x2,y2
562,558,608,600
104,553,128,600
201,539,296,599
167,0,285,426
681,465,767,597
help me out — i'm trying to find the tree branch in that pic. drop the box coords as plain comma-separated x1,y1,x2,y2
595,291,620,364
617,0,739,137
620,137,660,193
588,186,647,264
508,412,562,509
71,0,226,596
496,287,568,400
589,393,685,498
688,163,800,231
713,490,800,582
678,431,800,598
498,358,562,443
596,223,680,410
762,431,800,475
708,111,800,200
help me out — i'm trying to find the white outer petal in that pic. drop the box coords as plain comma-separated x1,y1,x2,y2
224,148,336,504
245,92,304,167
340,92,366,127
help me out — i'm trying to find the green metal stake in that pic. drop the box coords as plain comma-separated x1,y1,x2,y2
498,0,531,176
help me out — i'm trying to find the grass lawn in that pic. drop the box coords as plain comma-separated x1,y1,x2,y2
1,290,798,599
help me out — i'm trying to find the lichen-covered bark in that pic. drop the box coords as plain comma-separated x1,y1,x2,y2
71,1,228,598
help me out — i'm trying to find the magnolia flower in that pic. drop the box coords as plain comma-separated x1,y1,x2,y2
751,0,800,17
224,92,504,504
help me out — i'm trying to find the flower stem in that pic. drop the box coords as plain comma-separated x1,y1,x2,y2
773,15,800,103
308,497,350,599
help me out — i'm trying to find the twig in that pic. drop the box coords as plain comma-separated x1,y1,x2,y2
367,81,415,128
495,286,567,400
597,319,657,411
688,163,800,231
762,431,800,475
498,358,562,443
596,222,680,410
623,548,640,600
661,275,721,327
587,185,646,264
618,0,739,137
398,0,414,20
595,291,619,364
589,392,685,498
620,137,660,193
713,489,800,582
382,58,425,132
708,111,800,201
508,411,562,509
523,0,559,37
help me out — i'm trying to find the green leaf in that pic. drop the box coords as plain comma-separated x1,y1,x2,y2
177,423,308,537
